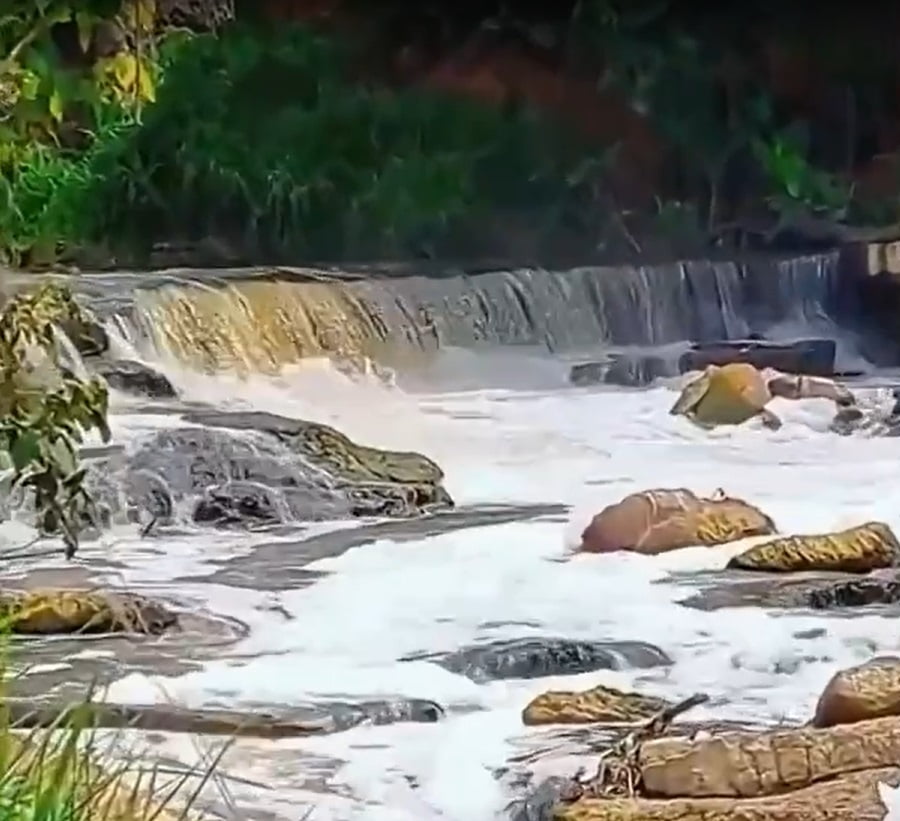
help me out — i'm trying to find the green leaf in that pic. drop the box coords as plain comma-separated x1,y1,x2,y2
9,431,41,471
48,88,64,122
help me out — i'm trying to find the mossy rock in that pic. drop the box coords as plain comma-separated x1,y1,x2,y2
0,589,177,635
522,684,671,726
727,522,900,573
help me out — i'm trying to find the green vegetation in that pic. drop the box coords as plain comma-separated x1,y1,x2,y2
0,282,109,559
2,1,900,266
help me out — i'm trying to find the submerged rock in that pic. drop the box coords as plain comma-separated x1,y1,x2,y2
95,359,177,398
569,355,673,388
402,638,672,682
727,522,900,574
678,338,837,377
0,589,177,635
678,569,900,611
5,695,444,738
579,488,775,555
192,480,285,527
522,684,671,726
814,657,900,728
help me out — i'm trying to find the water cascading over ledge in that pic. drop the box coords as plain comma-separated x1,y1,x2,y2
87,251,845,375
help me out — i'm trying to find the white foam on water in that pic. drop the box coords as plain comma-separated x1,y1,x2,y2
12,350,900,819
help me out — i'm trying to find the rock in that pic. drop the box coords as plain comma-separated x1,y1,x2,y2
678,338,837,377
401,638,672,682
632,715,900,798
95,359,177,398
522,684,671,726
551,766,900,821
671,363,854,429
579,488,775,555
58,313,109,357
569,362,606,386
570,355,673,388
192,480,285,527
727,522,900,573
814,657,900,728
124,415,452,525
5,696,443,739
158,0,234,31
0,589,177,635
670,363,778,428
183,410,453,515
677,570,900,611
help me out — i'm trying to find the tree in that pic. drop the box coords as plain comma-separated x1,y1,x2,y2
0,281,110,558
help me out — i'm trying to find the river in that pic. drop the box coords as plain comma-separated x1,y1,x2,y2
4,251,900,820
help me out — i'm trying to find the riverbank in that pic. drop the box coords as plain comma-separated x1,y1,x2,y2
5,5,900,271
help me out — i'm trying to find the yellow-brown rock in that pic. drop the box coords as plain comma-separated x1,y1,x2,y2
727,522,900,573
579,488,776,555
0,589,177,635
670,363,773,427
522,684,671,726
814,656,900,728
636,715,900,798
552,766,900,821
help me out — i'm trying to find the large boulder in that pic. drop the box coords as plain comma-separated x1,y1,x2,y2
0,589,177,635
670,363,776,428
727,522,900,574
401,637,672,682
522,684,671,726
579,488,775,555
678,338,837,377
121,411,453,526
814,657,900,728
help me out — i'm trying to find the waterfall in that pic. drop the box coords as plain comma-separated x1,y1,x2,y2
75,251,843,375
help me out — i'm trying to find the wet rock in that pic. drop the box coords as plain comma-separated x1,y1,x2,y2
522,684,671,726
401,638,672,682
603,354,673,387
634,715,900,798
95,359,177,398
569,355,673,388
678,338,836,377
678,569,900,611
727,522,900,574
192,481,284,527
59,313,109,357
670,363,778,428
569,362,606,386
5,696,443,738
579,488,775,555
552,766,900,821
0,589,177,635
182,410,453,516
814,656,900,728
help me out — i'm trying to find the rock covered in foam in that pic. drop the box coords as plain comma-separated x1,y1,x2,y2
814,657,900,728
579,488,775,555
522,684,671,726
727,522,900,574
402,637,672,682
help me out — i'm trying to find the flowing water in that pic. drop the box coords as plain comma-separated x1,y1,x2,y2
5,251,900,820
